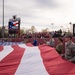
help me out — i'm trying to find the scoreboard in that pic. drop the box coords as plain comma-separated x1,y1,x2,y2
8,16,20,35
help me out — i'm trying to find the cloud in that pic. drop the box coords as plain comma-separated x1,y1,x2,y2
35,0,59,8
0,0,75,31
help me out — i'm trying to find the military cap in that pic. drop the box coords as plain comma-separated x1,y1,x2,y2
65,32,73,38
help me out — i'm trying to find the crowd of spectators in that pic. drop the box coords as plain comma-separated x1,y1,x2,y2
20,29,63,39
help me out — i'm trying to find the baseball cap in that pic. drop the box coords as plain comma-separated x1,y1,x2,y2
64,32,73,38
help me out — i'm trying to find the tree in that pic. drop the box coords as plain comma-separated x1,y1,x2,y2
41,28,49,32
0,27,2,38
25,29,31,34
30,26,37,33
20,28,25,35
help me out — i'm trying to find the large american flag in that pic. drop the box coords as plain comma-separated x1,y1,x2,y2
0,43,75,75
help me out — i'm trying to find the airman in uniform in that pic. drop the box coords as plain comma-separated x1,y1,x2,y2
62,33,75,63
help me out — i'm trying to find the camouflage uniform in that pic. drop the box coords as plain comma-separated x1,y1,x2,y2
61,32,75,63
56,43,63,54
46,38,55,47
65,41,75,63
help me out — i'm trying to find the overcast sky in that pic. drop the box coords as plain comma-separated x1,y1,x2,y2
0,0,75,31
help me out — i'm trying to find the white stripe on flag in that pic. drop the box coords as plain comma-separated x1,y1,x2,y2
15,44,49,75
0,45,13,61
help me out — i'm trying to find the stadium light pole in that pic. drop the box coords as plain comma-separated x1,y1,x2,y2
51,23,54,31
69,22,72,32
60,26,63,31
2,0,4,39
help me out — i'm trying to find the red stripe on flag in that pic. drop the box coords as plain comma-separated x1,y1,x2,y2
0,45,25,75
26,43,33,47
0,46,3,52
39,44,75,75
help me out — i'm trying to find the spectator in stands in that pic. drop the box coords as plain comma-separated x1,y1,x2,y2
62,33,75,63
23,39,28,44
45,34,55,47
33,37,37,46
55,37,63,54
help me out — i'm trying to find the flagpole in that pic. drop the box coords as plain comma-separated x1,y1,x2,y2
2,0,4,39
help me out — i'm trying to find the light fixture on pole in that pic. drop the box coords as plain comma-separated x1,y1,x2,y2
69,22,72,32
51,23,54,31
